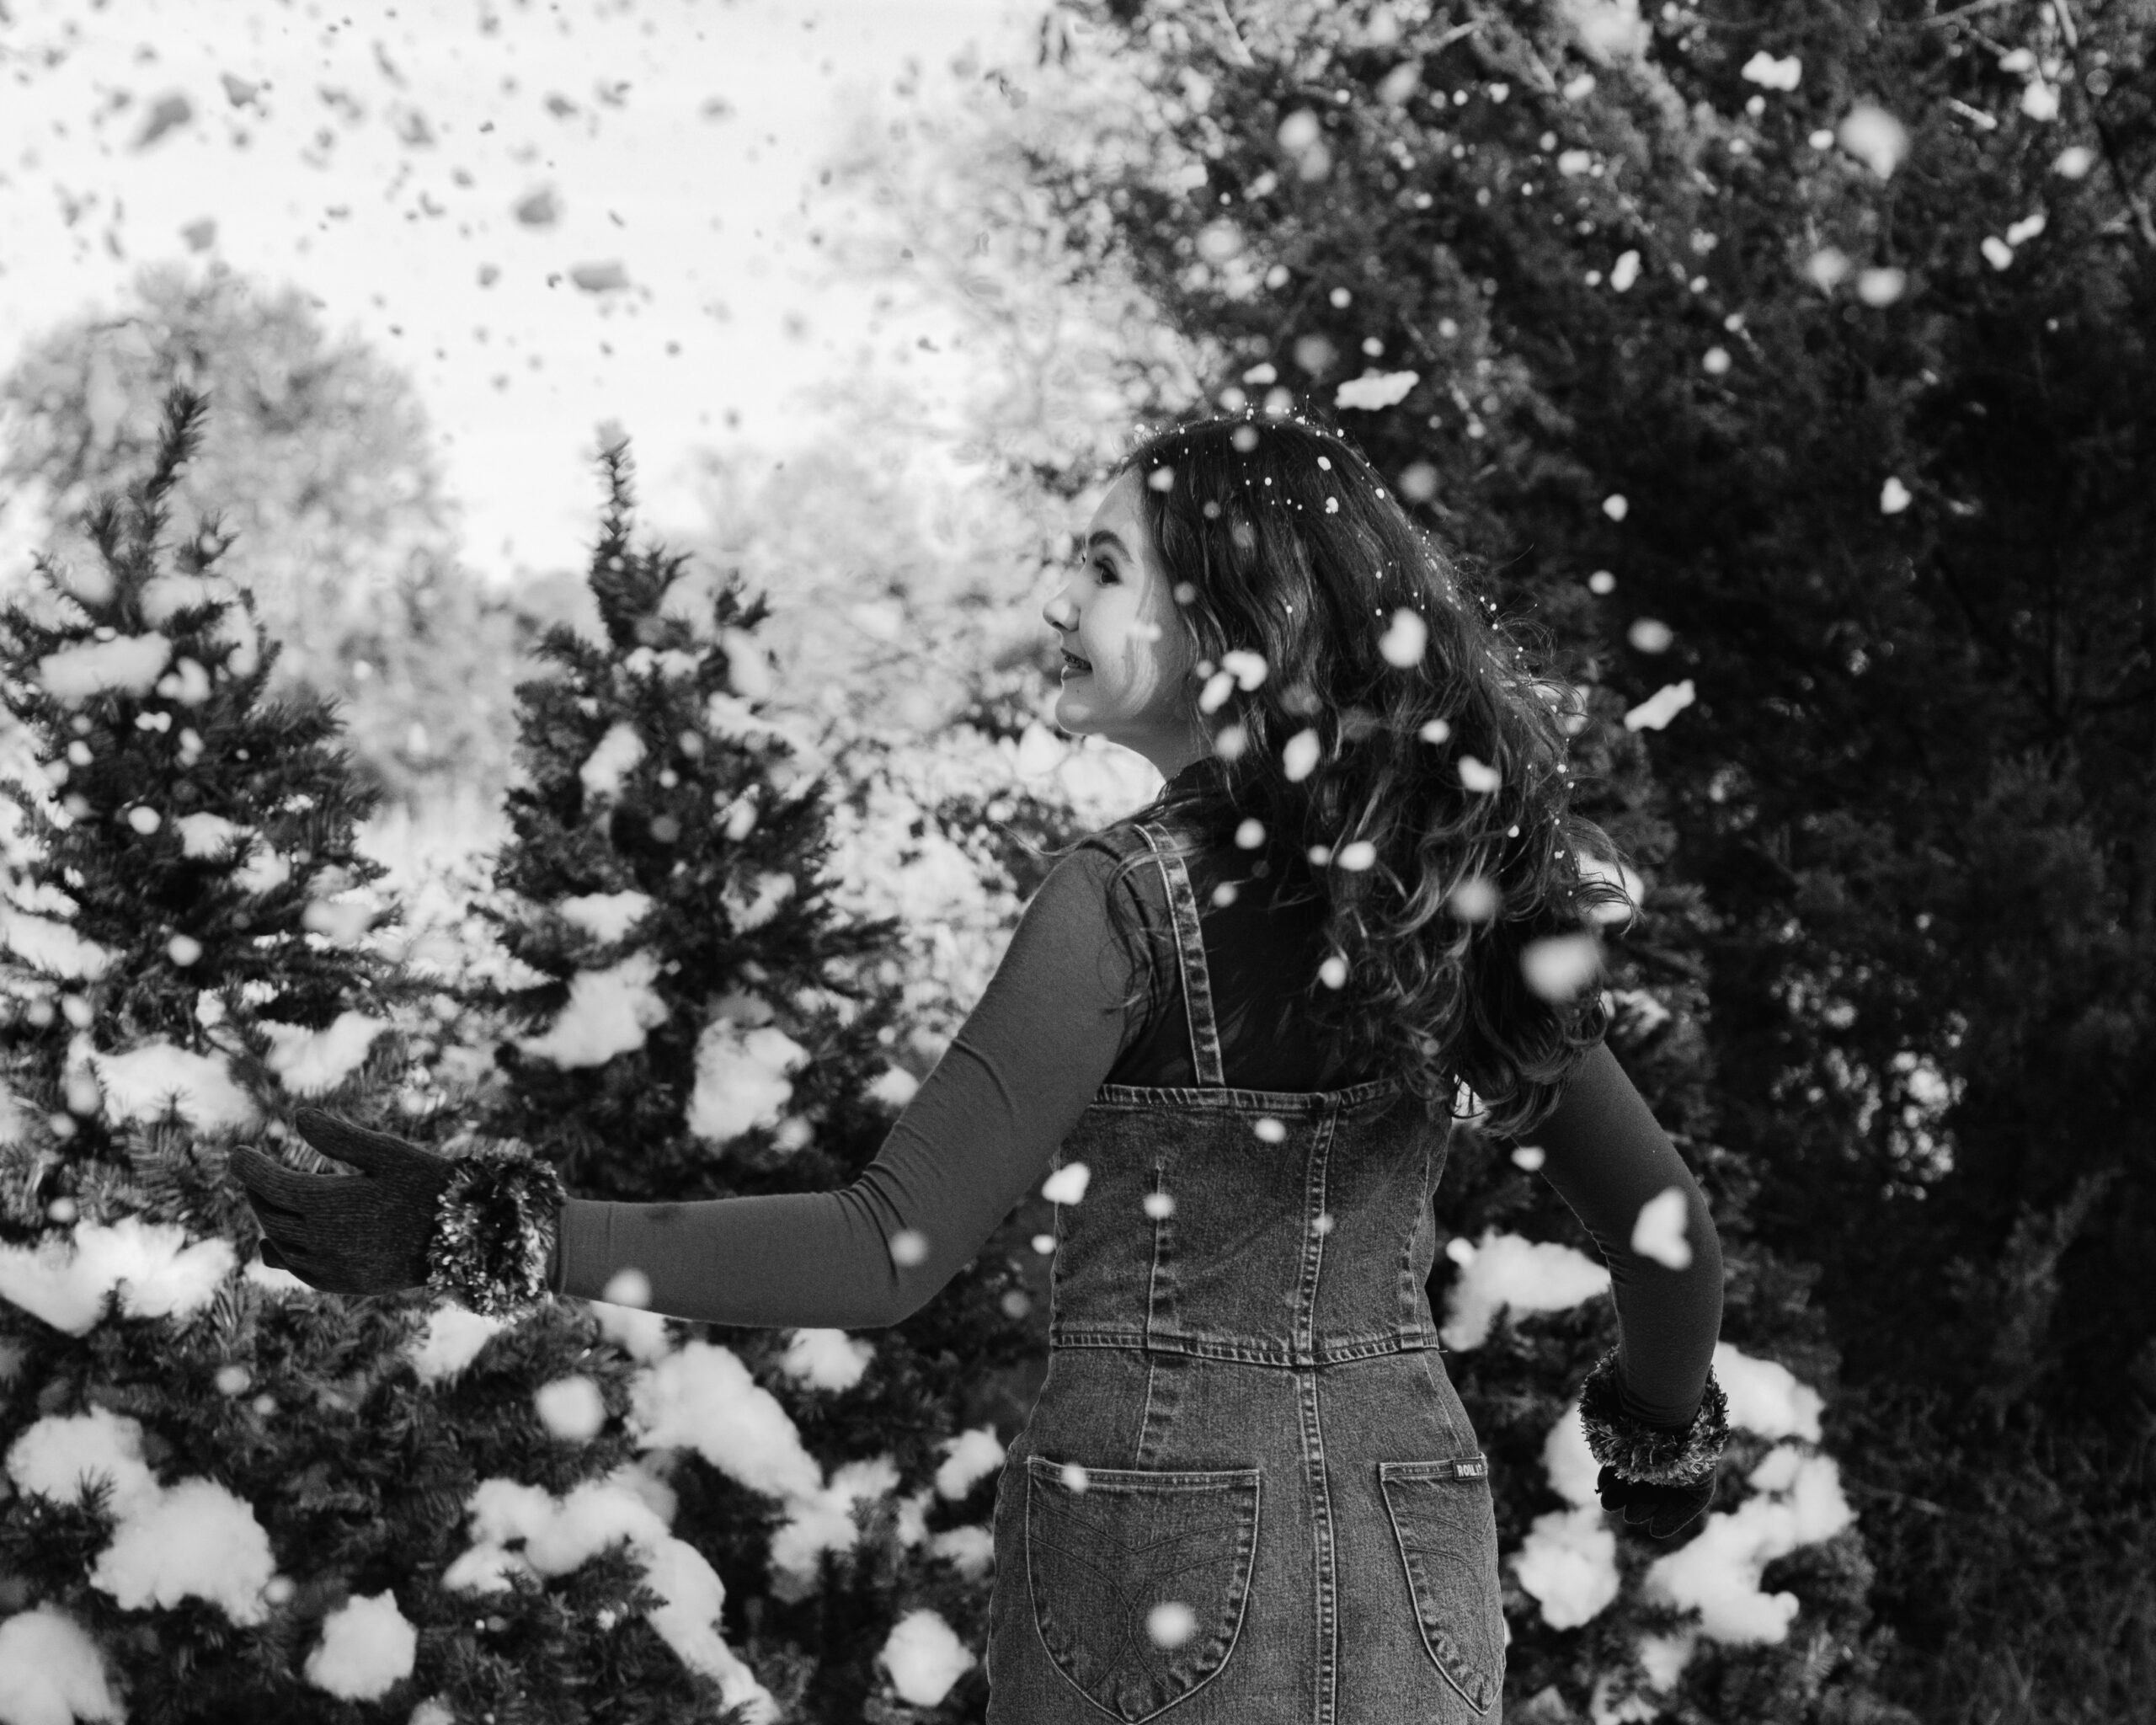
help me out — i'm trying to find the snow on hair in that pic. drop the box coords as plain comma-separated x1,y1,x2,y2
1047,404,1636,1139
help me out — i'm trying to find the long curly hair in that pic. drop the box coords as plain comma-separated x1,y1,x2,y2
1047,404,1636,1140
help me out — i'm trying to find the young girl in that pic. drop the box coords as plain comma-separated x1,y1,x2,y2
235,407,1727,1723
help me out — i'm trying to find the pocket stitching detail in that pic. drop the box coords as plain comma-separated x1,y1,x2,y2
1026,1461,1262,1724
1026,1455,1262,1490
1377,1462,1502,1716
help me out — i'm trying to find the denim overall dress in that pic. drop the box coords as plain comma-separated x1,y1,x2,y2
984,820,1508,1723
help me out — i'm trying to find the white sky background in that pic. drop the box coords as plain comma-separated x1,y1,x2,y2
0,0,1052,589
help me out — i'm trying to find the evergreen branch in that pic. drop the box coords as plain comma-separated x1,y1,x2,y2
1610,938,1707,985
1209,0,1257,71
1892,0,2020,29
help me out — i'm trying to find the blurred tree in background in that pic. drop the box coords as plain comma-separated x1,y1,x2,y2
0,261,528,814
969,0,2153,1719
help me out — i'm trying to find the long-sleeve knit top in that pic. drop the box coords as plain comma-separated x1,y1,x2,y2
551,786,1723,1429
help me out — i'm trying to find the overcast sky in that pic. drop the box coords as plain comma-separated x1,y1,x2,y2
0,0,1050,586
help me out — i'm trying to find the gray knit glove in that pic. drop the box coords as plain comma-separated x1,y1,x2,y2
231,1108,563,1315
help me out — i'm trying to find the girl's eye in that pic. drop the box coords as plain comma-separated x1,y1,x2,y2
1092,558,1118,585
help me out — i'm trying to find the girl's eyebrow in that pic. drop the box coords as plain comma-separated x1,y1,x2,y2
1087,531,1130,559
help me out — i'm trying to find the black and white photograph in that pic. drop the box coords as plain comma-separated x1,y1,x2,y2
0,2,2146,1721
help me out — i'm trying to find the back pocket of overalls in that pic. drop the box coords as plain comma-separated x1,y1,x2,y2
1025,1454,1262,1724
1377,1455,1506,1715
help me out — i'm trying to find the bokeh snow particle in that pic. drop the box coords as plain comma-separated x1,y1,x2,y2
1449,876,1499,922
1521,934,1603,1002
1601,494,1628,521
1457,755,1501,793
1379,608,1428,667
1806,247,1852,292
1837,103,1909,178
1278,109,1321,152
1856,269,1906,307
1040,1163,1090,1205
1880,478,1912,515
1630,1188,1694,1268
1627,618,1673,654
535,1375,608,1442
1739,52,1801,91
1623,680,1696,732
1336,370,1421,411
1147,1600,1198,1648
602,1268,654,1309
1608,250,1641,292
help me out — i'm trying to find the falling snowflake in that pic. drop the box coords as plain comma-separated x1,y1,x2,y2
1040,1163,1090,1205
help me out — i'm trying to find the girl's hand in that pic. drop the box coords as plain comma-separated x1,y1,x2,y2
229,1109,454,1297
1595,1463,1715,1541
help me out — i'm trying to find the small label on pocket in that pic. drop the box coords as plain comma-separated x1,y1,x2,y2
1455,1458,1486,1477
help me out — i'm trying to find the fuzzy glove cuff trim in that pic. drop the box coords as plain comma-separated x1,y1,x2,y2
426,1146,567,1317
1578,1344,1730,1487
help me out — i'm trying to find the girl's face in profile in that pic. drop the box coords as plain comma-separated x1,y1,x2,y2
1043,467,1209,781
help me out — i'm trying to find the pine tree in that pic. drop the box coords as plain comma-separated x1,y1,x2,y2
446,433,1046,1721
0,387,768,1722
